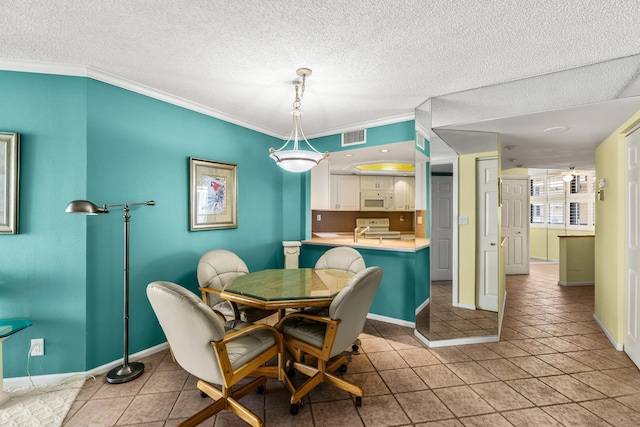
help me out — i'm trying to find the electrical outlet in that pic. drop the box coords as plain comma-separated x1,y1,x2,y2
31,338,44,356
316,214,321,221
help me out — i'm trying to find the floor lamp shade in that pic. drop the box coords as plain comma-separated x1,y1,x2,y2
66,199,155,384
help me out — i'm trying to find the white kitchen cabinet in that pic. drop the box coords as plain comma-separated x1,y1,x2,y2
394,176,415,211
310,160,331,209
330,175,360,210
360,175,394,191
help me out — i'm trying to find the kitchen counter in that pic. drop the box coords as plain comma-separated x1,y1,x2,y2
303,233,429,252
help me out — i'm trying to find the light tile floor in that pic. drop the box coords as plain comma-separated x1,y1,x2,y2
64,263,640,426
416,280,499,340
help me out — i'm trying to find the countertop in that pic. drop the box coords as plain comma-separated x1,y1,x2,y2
303,233,430,252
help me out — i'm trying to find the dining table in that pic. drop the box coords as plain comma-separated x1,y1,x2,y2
219,268,355,389
220,268,355,317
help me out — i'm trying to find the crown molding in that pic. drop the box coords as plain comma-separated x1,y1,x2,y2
85,66,283,138
0,58,87,76
0,58,282,139
0,58,415,140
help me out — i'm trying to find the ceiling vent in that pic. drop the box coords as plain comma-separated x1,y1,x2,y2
341,129,366,147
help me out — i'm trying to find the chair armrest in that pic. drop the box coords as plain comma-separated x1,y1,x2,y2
276,312,341,360
212,323,283,386
218,323,283,348
275,312,335,331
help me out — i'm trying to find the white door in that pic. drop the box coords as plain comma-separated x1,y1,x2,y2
502,177,530,275
431,175,453,281
626,127,640,367
477,158,498,312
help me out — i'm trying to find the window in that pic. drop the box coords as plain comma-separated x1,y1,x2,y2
529,171,595,231
530,203,544,224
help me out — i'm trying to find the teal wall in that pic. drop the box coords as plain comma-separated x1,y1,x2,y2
0,70,417,379
0,71,292,378
309,121,416,154
299,245,424,323
0,71,89,377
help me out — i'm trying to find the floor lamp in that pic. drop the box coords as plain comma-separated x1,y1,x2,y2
66,199,155,384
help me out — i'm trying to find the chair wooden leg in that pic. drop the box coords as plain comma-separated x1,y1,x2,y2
230,377,267,401
227,397,264,427
191,379,266,427
326,355,347,374
178,398,226,427
291,372,323,404
324,372,363,397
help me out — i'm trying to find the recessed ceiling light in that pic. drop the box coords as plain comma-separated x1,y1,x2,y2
344,153,353,157
357,163,414,172
505,145,516,150
380,149,390,153
543,126,569,133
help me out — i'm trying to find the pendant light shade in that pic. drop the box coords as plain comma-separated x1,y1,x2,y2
269,68,328,173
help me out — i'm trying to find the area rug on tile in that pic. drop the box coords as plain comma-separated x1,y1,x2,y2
0,379,85,426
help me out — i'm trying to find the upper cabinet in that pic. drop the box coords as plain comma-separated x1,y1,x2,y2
360,175,394,191
330,175,360,210
394,177,415,211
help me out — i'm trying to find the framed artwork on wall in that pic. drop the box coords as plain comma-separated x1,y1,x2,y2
0,132,20,234
189,157,238,230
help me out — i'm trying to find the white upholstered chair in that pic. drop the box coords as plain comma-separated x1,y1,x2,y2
311,246,366,351
314,246,366,274
197,249,277,323
276,266,383,414
147,280,283,427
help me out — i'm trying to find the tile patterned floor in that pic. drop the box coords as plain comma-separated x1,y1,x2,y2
64,263,640,426
416,280,499,340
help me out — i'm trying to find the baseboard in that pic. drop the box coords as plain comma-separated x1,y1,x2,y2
415,298,430,314
593,314,624,351
557,281,594,286
414,330,499,348
4,342,169,389
455,303,477,310
366,313,415,329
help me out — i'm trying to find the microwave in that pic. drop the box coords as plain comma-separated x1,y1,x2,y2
360,191,394,211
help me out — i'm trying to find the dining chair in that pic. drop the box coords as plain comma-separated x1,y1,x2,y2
276,266,383,414
314,246,366,274
311,246,366,351
147,280,283,427
197,249,277,323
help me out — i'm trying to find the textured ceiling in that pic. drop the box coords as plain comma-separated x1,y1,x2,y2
2,1,640,167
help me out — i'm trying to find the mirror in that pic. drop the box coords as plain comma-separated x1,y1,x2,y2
415,54,640,346
414,120,500,344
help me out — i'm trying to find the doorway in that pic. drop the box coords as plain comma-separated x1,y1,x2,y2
625,126,640,367
501,176,530,275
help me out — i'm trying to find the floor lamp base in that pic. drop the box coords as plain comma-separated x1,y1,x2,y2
106,361,145,384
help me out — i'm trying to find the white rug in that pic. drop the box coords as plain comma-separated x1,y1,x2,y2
0,380,84,426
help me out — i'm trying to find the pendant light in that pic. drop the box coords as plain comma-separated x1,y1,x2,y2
269,68,328,172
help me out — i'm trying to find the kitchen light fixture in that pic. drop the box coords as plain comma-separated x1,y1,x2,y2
543,126,569,133
269,68,328,173
66,199,155,384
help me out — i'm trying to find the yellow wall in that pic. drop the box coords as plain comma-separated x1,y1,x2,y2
530,228,593,260
594,109,640,343
458,151,498,307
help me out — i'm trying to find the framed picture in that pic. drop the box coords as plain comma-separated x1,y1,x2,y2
189,157,238,230
0,132,20,234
